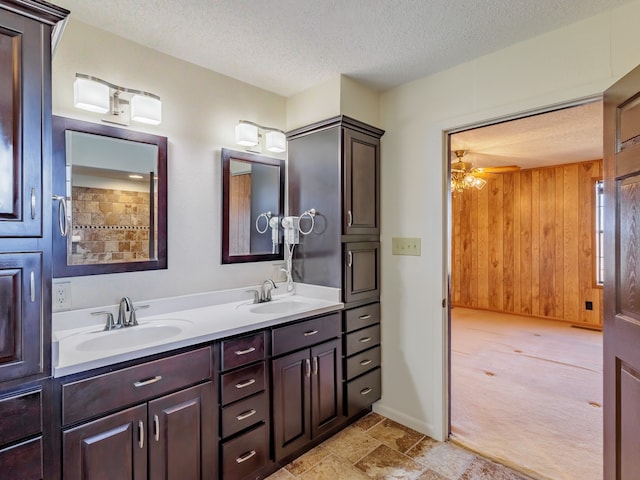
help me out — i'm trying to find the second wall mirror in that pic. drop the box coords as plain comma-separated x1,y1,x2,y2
52,116,168,277
222,148,285,264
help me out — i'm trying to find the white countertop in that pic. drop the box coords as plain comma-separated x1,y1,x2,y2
53,283,342,377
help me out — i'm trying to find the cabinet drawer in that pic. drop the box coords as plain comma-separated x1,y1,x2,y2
222,424,268,480
346,367,381,417
344,303,380,333
0,437,42,479
221,392,267,439
62,347,212,425
346,346,381,381
0,389,42,446
272,313,340,356
221,331,265,371
221,362,265,406
345,324,380,356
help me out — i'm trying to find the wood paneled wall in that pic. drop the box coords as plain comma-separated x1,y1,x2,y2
451,160,603,326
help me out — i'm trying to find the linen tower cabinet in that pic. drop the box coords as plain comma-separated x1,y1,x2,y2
0,1,68,477
287,115,383,422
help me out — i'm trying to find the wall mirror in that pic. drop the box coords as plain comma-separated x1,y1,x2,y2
52,116,168,277
222,148,284,264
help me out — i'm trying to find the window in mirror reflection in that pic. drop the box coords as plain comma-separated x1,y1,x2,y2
65,131,158,265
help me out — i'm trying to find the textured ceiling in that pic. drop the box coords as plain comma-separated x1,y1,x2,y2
55,0,632,97
450,101,603,169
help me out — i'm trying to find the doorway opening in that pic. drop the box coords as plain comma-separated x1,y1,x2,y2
447,100,604,480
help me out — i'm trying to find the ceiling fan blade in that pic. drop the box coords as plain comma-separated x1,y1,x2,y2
475,165,521,174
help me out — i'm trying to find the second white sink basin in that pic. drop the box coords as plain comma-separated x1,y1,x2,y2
249,299,313,314
74,320,191,351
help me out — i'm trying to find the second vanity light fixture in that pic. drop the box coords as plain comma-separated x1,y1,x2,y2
73,73,162,126
235,120,286,153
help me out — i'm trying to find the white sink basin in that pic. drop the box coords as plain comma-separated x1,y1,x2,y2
249,299,313,314
74,320,191,351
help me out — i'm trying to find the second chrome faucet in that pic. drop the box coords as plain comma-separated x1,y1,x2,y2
247,279,277,304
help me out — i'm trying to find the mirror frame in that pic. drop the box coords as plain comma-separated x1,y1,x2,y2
221,148,285,264
52,116,168,277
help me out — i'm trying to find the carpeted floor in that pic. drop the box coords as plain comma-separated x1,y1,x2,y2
450,308,603,480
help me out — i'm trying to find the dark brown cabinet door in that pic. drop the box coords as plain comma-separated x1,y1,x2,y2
272,349,311,461
0,252,42,383
343,128,380,235
63,404,148,480
148,382,215,480
344,242,380,304
0,437,42,479
0,8,44,238
310,339,342,438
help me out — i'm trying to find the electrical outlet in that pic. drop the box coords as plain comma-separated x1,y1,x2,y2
53,281,71,312
392,237,422,256
585,301,593,311
272,263,287,283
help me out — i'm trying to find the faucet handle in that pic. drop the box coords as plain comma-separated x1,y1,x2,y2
246,289,260,304
129,304,149,326
92,311,116,331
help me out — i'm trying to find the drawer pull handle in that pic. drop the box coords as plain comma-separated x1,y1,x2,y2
360,387,373,395
360,359,373,366
235,378,256,389
236,408,258,422
236,409,257,421
358,314,372,320
138,420,144,449
303,330,318,337
235,346,257,356
359,337,372,343
134,375,162,387
236,450,257,464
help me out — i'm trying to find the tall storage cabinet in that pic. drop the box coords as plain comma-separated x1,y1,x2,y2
0,1,68,477
287,116,384,421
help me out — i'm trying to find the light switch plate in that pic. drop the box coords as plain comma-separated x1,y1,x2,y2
392,237,421,256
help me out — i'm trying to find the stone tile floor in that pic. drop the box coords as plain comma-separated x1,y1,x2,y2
266,413,532,480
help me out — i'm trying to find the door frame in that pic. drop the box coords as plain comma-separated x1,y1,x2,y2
441,93,603,438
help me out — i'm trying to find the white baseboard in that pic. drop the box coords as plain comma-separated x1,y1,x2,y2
372,402,442,441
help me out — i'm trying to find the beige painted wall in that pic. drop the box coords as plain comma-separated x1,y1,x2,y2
53,20,287,309
377,0,640,440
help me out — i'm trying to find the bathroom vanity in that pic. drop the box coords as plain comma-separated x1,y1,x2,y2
51,286,381,479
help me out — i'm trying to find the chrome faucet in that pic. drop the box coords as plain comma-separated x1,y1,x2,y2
117,296,149,327
118,296,134,327
260,279,277,302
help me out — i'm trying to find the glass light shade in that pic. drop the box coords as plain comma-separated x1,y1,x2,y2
474,177,487,189
235,123,259,146
265,131,286,153
74,77,110,114
131,94,162,125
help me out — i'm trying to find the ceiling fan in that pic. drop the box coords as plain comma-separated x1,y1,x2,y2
451,150,520,193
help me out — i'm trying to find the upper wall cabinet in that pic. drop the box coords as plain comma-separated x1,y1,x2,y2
343,128,380,236
0,8,47,237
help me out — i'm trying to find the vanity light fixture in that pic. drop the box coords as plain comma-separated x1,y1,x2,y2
73,73,162,126
235,120,286,153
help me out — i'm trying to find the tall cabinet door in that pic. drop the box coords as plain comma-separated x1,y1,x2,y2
63,405,148,480
343,128,380,236
0,252,42,382
310,339,342,438
148,382,215,480
272,349,311,461
344,242,380,304
0,9,44,238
